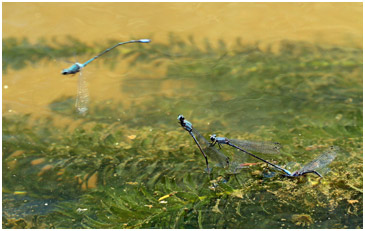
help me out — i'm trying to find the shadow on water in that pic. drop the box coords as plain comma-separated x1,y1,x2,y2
3,35,363,228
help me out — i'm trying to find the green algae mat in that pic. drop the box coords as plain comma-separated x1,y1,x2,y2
3,37,363,228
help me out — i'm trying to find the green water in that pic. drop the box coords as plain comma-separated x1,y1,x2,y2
3,36,363,228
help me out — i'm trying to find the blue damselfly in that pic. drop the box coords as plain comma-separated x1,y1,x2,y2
61,39,151,114
178,115,229,172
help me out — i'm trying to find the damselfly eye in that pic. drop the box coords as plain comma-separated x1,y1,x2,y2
210,134,216,141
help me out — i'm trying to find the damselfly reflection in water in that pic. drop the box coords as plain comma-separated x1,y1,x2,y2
177,115,229,173
61,39,151,114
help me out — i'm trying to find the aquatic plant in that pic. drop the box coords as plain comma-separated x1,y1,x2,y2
3,35,363,228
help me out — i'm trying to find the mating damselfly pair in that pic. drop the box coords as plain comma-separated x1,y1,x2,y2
61,39,151,114
178,114,338,178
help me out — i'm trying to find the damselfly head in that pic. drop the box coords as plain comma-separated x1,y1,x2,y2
177,115,186,127
177,115,194,132
61,63,82,75
210,134,217,142
61,68,78,75
177,114,184,122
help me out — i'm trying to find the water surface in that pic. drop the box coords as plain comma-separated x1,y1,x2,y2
3,2,363,229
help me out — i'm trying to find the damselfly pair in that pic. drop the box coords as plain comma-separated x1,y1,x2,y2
178,114,338,178
61,39,151,114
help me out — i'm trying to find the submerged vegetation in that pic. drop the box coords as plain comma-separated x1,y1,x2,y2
3,35,363,228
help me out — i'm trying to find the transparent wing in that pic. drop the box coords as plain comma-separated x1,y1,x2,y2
75,71,89,114
191,127,229,168
298,146,339,175
229,139,281,154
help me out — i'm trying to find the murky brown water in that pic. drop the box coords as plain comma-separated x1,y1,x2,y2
4,3,362,45
3,2,363,116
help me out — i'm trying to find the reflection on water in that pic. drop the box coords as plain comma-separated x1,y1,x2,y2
3,2,363,229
